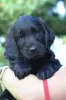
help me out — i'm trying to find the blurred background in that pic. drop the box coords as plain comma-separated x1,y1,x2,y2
0,0,66,67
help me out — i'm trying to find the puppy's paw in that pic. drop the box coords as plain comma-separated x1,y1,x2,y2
37,66,55,79
36,72,46,79
14,67,31,79
14,62,31,79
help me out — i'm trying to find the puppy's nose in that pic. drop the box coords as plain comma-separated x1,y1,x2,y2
29,46,36,52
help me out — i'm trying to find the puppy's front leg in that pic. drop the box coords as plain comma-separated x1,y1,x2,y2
13,62,31,79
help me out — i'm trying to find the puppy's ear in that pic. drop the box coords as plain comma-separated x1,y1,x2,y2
4,28,19,64
38,17,55,48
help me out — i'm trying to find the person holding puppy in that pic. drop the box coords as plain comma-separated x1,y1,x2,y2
0,66,66,100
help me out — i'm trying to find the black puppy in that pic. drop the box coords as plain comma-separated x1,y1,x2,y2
0,16,61,100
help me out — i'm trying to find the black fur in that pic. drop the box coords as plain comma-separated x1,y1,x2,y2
0,16,61,100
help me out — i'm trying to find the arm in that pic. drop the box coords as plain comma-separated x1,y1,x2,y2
2,67,66,100
2,68,44,100
48,67,66,100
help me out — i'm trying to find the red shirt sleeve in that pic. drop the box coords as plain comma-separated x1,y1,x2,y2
43,80,50,100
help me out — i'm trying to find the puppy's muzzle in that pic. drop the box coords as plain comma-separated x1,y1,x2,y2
22,43,46,59
29,46,36,52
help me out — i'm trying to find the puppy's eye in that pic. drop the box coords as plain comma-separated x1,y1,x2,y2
17,38,24,47
36,32,41,37
20,30,25,38
36,32,43,41
31,27,39,34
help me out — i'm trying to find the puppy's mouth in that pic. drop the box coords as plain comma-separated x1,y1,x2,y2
21,47,46,59
29,54,44,59
23,52,44,59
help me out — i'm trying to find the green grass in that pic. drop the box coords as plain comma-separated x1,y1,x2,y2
0,46,8,67
60,35,66,44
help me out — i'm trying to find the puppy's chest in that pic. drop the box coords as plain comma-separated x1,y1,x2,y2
28,57,49,73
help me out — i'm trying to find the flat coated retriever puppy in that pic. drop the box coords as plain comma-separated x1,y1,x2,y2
0,16,61,100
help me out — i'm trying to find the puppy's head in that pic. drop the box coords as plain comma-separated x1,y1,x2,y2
4,16,55,62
